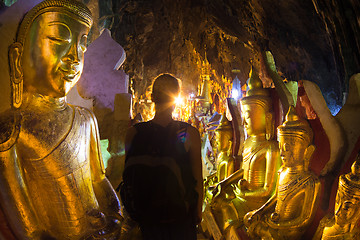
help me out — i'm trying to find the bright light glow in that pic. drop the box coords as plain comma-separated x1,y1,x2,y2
175,96,184,106
173,112,179,119
232,89,239,99
190,93,195,99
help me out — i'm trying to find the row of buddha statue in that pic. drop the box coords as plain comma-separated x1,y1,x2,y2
202,66,360,240
0,0,359,240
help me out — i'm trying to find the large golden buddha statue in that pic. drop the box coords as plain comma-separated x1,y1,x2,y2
314,154,360,240
0,1,121,239
244,106,321,240
206,67,281,238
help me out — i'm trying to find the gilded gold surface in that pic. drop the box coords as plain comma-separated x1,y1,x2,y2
205,67,281,237
203,115,234,206
314,155,360,240
0,1,121,239
215,115,235,182
244,106,321,240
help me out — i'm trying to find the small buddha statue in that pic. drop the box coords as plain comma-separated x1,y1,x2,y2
203,115,234,204
244,106,321,240
0,1,121,239
314,155,360,240
215,115,235,182
207,67,281,237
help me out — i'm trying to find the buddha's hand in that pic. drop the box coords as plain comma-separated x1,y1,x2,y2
239,179,249,191
270,212,279,222
211,182,223,198
244,210,262,227
212,181,235,203
211,183,227,209
87,209,107,230
232,179,248,198
244,210,264,238
85,209,122,240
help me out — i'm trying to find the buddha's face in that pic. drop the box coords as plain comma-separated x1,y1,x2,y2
241,103,266,136
22,11,90,98
215,130,231,152
334,191,360,227
278,135,306,167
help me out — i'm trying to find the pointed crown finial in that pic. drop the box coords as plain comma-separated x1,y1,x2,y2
339,154,360,200
240,66,271,111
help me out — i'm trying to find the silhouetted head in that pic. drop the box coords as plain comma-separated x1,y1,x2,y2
151,73,180,107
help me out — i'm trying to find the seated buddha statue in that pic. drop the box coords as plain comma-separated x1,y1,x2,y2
314,154,360,240
207,67,281,237
0,1,121,239
204,115,234,204
215,115,235,182
244,106,321,240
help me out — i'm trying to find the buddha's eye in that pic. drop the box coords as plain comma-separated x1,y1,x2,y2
47,36,70,44
46,22,71,45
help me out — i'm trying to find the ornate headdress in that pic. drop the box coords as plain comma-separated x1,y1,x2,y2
339,156,360,200
277,106,313,143
240,66,272,112
16,0,92,44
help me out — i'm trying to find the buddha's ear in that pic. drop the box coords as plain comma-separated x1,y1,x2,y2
227,140,233,155
9,42,23,109
304,144,315,169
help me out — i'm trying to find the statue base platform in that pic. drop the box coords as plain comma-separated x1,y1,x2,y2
202,207,250,240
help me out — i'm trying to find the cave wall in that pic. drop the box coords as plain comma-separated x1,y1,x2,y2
108,0,360,115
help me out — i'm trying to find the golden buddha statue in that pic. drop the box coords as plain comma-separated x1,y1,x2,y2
244,106,321,240
203,115,234,205
205,67,281,238
215,115,235,182
314,155,360,240
0,1,121,239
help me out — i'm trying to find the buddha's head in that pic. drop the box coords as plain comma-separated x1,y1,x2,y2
151,73,180,110
9,0,92,105
334,156,360,229
215,115,233,152
240,67,273,138
277,106,314,168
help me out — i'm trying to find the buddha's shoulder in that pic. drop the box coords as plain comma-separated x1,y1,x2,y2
303,171,321,186
72,105,98,124
264,139,279,151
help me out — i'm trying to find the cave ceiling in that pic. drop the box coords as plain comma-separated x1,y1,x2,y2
1,0,359,114
107,0,359,114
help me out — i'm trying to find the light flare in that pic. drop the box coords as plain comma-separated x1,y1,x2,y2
232,89,239,99
174,96,184,106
